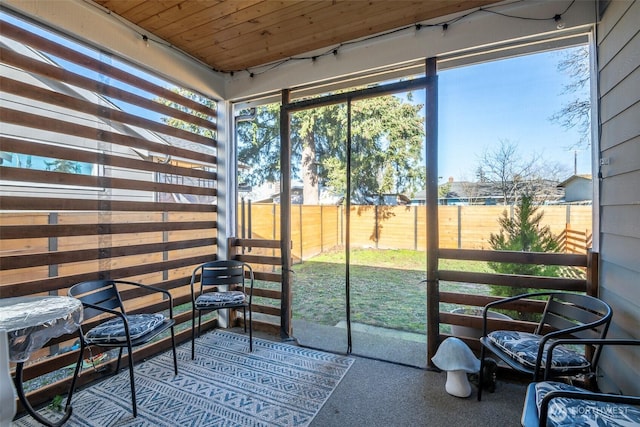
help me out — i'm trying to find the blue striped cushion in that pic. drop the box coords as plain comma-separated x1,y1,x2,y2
85,313,165,343
487,331,590,371
535,381,640,427
196,291,246,308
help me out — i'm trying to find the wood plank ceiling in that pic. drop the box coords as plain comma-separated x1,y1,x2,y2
92,0,501,73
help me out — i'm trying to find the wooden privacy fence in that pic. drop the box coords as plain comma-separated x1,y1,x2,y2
438,248,598,352
228,237,283,336
242,203,593,260
558,224,593,254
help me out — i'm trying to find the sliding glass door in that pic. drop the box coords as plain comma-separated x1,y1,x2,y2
289,88,428,367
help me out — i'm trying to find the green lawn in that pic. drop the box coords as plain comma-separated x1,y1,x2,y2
286,248,493,334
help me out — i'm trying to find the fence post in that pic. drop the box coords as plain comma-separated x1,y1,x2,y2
162,211,169,280
457,206,462,249
48,213,59,356
299,204,303,261
414,206,418,251
320,205,324,253
586,249,599,297
375,205,379,249
340,205,344,246
272,203,277,271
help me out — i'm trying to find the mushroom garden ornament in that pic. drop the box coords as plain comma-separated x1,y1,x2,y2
431,337,480,398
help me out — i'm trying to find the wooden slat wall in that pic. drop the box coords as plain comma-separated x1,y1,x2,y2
438,248,592,351
595,0,640,396
230,238,284,336
0,12,220,408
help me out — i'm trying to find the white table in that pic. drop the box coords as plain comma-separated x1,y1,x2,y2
0,296,83,427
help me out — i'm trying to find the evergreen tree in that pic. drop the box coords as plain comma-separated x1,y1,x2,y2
488,194,560,298
237,94,425,204
45,159,81,173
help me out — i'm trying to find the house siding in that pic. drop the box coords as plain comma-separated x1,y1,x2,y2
596,0,640,395
562,178,593,202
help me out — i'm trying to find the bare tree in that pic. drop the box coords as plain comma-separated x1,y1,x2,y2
456,173,485,205
550,45,591,149
477,140,538,205
476,140,568,205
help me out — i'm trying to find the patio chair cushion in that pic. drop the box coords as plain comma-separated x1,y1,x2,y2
487,331,590,371
85,313,166,344
535,381,640,427
195,291,246,309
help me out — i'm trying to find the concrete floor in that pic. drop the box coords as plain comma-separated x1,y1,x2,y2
287,320,527,427
292,319,427,367
311,355,526,427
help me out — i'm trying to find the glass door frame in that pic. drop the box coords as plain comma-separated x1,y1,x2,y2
279,63,438,355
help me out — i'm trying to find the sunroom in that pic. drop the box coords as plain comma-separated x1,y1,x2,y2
1,1,638,426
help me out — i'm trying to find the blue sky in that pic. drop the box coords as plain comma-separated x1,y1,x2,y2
436,47,591,182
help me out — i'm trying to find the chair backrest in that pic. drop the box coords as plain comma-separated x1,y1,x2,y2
538,293,612,366
68,280,126,322
538,293,612,338
192,260,252,296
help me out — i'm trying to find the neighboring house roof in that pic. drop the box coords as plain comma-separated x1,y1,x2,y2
554,174,593,205
413,179,564,203
557,174,593,187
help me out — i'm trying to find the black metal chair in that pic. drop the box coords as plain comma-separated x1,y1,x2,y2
521,339,640,427
477,292,612,401
67,279,178,417
191,260,254,359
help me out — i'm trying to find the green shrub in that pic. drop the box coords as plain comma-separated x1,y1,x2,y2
488,195,560,318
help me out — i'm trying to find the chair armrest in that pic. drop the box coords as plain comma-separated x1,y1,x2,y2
481,291,554,336
116,280,175,320
543,339,640,380
190,268,200,304
539,389,640,427
244,264,255,303
76,303,131,340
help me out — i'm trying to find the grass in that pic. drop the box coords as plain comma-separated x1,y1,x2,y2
285,248,493,335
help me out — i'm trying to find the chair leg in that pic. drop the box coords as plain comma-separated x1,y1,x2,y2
170,326,178,375
126,343,137,417
66,340,85,409
477,346,487,401
116,347,123,373
249,306,253,352
191,308,196,360
243,307,247,333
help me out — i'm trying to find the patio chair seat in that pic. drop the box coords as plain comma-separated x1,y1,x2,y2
68,279,178,418
85,313,167,344
487,331,590,371
477,292,612,401
191,260,254,358
520,339,640,427
522,381,640,427
195,291,247,309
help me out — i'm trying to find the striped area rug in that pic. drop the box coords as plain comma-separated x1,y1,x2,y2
15,331,354,427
